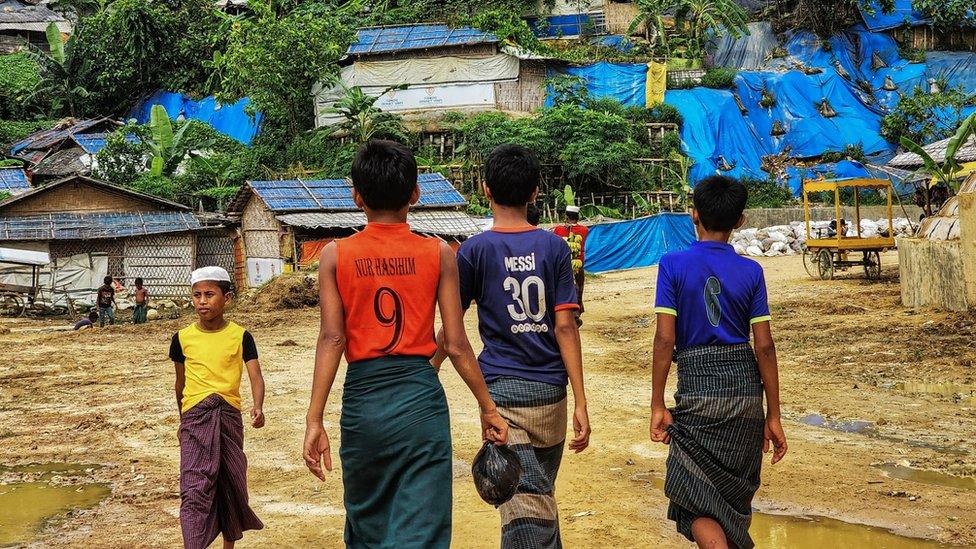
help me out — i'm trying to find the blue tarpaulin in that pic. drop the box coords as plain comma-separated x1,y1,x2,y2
858,0,928,31
585,213,696,273
129,91,262,145
528,14,591,38
590,35,634,53
349,24,496,55
546,62,647,107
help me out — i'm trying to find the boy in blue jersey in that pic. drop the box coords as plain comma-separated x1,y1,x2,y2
434,144,590,548
650,175,788,549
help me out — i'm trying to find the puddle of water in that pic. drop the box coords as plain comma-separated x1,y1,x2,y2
799,413,875,434
894,382,974,399
752,513,946,548
877,463,976,491
0,464,109,547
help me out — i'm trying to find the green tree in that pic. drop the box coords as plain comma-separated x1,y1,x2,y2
213,3,355,137
0,53,42,119
900,112,976,215
630,0,748,59
28,23,93,117
880,85,972,144
913,0,976,29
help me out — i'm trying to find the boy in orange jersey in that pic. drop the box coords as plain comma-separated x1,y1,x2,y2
302,140,509,549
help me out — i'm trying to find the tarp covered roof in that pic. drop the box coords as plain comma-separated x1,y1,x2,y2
9,118,118,156
0,246,48,265
349,24,497,55
0,211,201,241
0,175,191,212
0,167,30,194
244,172,467,213
858,0,929,31
0,0,71,32
278,210,481,237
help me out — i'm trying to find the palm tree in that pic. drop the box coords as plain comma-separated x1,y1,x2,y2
327,85,408,143
28,23,93,118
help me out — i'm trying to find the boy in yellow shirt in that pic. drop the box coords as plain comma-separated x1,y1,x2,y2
169,266,265,549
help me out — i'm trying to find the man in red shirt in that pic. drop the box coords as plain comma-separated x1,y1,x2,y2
553,205,588,325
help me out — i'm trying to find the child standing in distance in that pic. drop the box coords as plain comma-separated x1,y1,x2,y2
96,276,116,327
303,140,508,549
434,144,590,548
650,175,787,549
169,266,265,549
133,277,149,324
553,206,588,325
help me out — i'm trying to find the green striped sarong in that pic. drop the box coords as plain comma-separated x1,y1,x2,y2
340,356,452,548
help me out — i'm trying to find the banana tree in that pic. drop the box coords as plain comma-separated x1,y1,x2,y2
144,105,209,176
28,22,92,118
326,85,408,143
899,111,976,216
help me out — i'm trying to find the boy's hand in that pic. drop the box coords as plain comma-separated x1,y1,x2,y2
480,408,509,445
650,406,673,444
250,407,265,428
764,416,788,464
303,423,333,481
569,404,590,453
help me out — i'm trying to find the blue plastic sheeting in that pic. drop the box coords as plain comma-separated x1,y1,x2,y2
129,91,262,145
590,35,633,53
925,52,976,91
780,160,871,195
250,172,466,212
0,168,29,192
528,14,591,38
584,213,696,274
545,62,647,107
859,0,927,31
707,22,779,70
10,119,102,155
349,25,496,55
0,212,200,241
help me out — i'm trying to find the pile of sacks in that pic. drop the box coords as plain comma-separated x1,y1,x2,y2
731,218,913,257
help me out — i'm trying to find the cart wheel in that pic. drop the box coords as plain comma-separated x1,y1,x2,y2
802,248,818,278
817,249,834,280
0,293,25,317
863,251,882,280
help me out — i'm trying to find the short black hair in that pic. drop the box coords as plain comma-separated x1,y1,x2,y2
135,277,143,285
216,280,233,295
692,175,748,232
103,276,112,285
527,203,541,226
88,311,98,321
485,144,540,207
566,210,579,222
350,139,418,211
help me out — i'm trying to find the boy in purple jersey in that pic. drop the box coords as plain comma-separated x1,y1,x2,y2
434,144,590,548
650,175,787,549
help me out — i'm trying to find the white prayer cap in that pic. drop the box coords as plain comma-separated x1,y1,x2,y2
191,266,231,285
566,205,580,213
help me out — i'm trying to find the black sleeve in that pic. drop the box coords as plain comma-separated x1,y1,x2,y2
169,333,185,363
242,331,258,362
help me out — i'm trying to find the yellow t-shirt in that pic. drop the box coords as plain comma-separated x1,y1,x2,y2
169,321,257,413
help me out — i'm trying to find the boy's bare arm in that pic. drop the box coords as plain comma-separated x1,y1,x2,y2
174,362,185,414
753,321,787,464
650,313,676,444
554,309,589,453
245,358,265,428
431,327,448,371
304,243,344,480
436,242,508,445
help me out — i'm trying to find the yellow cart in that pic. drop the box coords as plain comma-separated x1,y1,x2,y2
801,178,895,280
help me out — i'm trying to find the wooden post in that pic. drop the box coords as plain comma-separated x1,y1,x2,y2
854,186,862,238
834,187,842,242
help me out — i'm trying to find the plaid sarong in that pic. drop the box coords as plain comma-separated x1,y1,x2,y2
179,394,263,549
489,377,567,549
664,344,765,549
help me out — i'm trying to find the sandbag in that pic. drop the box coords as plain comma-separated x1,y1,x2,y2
471,441,523,507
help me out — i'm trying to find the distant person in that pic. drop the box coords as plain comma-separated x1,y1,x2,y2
527,202,542,226
553,205,588,325
96,276,116,327
433,144,590,548
132,277,149,324
169,266,265,549
302,140,507,548
73,311,99,330
828,218,848,238
651,175,787,549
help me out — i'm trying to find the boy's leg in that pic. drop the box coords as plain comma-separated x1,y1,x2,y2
691,517,729,549
109,307,115,325
98,307,106,327
179,400,223,549
489,378,567,549
214,404,263,545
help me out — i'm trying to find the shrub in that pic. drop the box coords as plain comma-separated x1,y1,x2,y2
92,125,148,186
457,112,549,160
701,67,737,89
644,103,683,126
0,53,42,119
743,177,795,208
128,172,176,200
880,85,972,144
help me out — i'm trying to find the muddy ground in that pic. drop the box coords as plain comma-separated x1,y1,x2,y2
2,252,975,548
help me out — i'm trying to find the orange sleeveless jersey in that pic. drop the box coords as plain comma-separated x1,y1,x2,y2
336,223,441,363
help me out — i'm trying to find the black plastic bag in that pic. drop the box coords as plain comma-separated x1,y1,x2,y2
471,441,523,507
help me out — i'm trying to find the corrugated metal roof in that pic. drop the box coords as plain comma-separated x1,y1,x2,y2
277,210,481,236
0,175,192,212
10,118,117,156
889,135,976,168
0,168,30,194
349,24,497,55
0,211,201,241
250,172,467,212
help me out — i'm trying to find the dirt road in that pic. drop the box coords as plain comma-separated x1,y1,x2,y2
2,253,975,547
